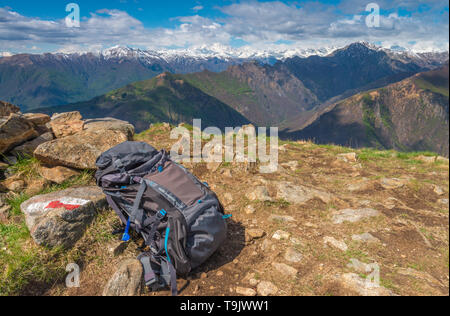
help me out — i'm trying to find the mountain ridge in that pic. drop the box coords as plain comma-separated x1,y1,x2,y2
1,42,447,110
284,65,449,156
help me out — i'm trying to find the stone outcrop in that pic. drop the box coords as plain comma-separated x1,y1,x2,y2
0,101,20,116
38,166,80,184
10,132,54,157
50,111,84,138
0,113,38,154
20,186,107,248
23,113,51,126
34,128,131,170
83,118,135,140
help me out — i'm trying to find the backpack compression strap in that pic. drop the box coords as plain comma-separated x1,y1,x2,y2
129,181,147,229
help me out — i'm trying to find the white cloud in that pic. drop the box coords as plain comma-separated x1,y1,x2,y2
192,5,204,12
0,1,448,54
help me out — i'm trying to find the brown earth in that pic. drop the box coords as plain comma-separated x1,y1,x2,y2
40,125,449,296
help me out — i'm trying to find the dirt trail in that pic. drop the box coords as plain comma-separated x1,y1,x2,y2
48,127,449,296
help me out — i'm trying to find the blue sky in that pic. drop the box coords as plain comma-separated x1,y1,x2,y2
0,0,448,54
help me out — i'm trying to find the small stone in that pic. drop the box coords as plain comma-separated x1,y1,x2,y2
272,230,290,240
269,214,296,223
216,271,224,277
323,236,348,252
284,247,303,263
39,166,79,184
221,169,233,178
352,233,380,244
249,278,259,286
102,259,143,296
337,152,357,162
2,179,25,192
380,178,405,190
332,208,380,224
236,287,257,296
245,205,256,214
233,259,239,264
246,186,272,202
347,180,371,192
257,281,278,296
272,262,298,277
433,185,445,196
0,204,11,223
223,193,233,205
260,239,273,251
200,272,208,279
246,228,265,241
281,161,298,171
276,182,333,205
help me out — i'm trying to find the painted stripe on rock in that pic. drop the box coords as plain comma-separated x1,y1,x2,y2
25,197,91,216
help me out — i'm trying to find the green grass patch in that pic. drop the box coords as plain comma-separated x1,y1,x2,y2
415,78,449,98
3,156,41,179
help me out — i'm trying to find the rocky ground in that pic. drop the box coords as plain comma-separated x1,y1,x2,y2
0,102,449,296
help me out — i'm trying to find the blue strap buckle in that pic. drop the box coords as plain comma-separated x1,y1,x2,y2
122,218,131,242
157,209,167,219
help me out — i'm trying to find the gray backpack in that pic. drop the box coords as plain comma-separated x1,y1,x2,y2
95,141,227,295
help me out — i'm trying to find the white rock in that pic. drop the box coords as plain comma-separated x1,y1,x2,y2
236,287,257,296
332,208,381,224
272,262,298,277
272,230,291,240
284,248,303,263
257,281,278,296
352,233,380,244
324,236,348,252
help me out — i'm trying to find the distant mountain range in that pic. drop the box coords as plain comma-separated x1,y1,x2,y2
1,42,448,110
2,42,449,155
284,64,449,156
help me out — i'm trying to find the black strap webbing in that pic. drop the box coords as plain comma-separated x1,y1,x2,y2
106,195,127,224
130,181,147,228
